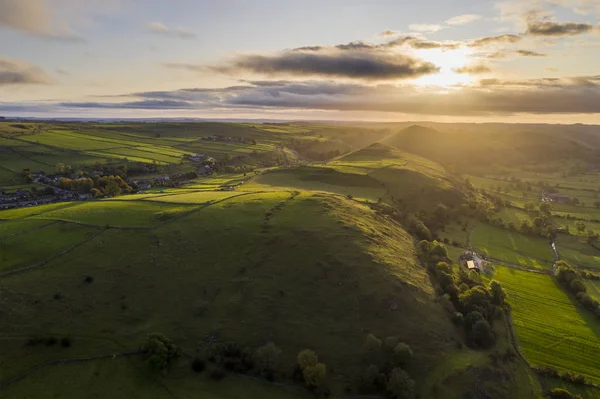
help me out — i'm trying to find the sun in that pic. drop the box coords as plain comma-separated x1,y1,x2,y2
411,48,479,87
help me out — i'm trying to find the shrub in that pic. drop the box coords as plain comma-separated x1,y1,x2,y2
44,336,57,346
384,336,399,351
577,292,599,311
569,279,586,294
60,337,72,348
452,312,464,326
191,358,205,373
546,387,583,399
209,341,253,373
298,349,318,370
468,319,495,348
392,343,413,367
84,276,94,284
387,368,415,399
141,332,180,372
302,363,327,389
254,342,281,378
208,365,226,380
361,364,385,392
364,333,382,353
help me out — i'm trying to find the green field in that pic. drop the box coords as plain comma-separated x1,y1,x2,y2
495,267,600,383
0,222,99,273
471,223,554,269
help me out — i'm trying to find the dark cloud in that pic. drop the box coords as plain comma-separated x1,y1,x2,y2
453,64,492,74
468,34,522,47
10,76,599,116
209,51,440,80
526,20,594,36
0,58,52,85
60,100,196,110
516,50,547,57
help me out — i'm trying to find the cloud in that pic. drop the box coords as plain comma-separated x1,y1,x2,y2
408,24,444,33
147,22,196,39
379,29,401,37
516,49,547,56
206,48,440,80
12,76,600,116
0,0,84,40
0,58,52,85
468,34,522,47
453,64,492,74
445,14,483,26
526,19,594,36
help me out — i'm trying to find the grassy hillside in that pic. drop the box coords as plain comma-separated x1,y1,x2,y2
0,190,463,397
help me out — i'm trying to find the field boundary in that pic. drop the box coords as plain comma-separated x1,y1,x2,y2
0,350,142,390
0,227,106,279
0,221,59,240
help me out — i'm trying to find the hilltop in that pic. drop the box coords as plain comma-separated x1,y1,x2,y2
1,190,460,397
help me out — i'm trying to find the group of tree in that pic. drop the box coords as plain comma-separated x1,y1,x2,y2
59,175,133,197
556,261,600,319
296,349,328,395
360,333,415,399
141,333,180,372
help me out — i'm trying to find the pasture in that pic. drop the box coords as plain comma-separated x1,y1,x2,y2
471,223,554,269
495,267,600,383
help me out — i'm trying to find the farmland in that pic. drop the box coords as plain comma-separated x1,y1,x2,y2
494,267,600,383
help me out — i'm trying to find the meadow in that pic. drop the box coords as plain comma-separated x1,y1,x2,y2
495,267,600,383
470,223,554,270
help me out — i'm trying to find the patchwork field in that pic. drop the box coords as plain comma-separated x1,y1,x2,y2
471,224,554,269
495,267,600,383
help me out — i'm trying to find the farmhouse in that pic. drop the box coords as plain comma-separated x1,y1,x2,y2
542,192,570,203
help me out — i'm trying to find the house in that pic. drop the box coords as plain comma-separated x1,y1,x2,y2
134,180,152,190
542,192,570,204
467,260,480,272
189,153,207,163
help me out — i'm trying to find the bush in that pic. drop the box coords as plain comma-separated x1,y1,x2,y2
208,341,253,373
392,343,413,367
468,319,495,348
60,337,72,348
361,364,385,392
44,336,57,346
387,368,415,399
208,365,226,380
364,333,382,353
254,342,281,378
141,332,180,372
546,388,583,399
569,279,586,294
84,276,94,284
577,292,599,311
298,349,318,370
191,358,205,373
384,336,399,351
302,362,327,389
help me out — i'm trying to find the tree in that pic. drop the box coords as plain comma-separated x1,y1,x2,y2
459,286,492,315
540,202,552,216
433,204,448,223
387,368,415,399
255,342,281,378
104,181,121,197
520,219,533,234
365,333,382,352
469,319,495,348
141,333,179,371
576,221,586,235
297,349,317,370
362,364,384,391
569,279,586,294
489,280,507,306
303,363,327,388
392,343,413,367
414,221,431,241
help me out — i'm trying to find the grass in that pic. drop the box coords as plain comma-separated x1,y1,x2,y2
142,191,242,204
0,191,458,395
244,167,386,201
33,201,198,227
556,235,600,271
0,222,99,273
495,267,600,383
0,219,53,238
471,223,554,269
584,280,600,302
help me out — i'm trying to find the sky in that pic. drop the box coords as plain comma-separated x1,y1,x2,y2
1,0,600,122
